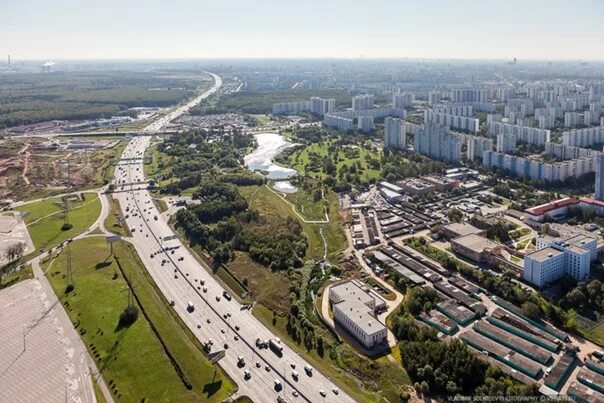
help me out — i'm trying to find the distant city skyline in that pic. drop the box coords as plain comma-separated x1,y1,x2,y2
2,0,604,61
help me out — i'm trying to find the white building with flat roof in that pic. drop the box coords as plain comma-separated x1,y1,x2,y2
329,280,387,349
523,234,594,287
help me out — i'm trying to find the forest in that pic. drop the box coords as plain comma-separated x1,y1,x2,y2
0,71,211,128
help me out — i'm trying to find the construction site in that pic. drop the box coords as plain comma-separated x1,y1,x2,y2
0,137,122,201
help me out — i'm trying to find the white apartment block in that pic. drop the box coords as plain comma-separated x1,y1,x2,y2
358,115,374,133
487,122,550,146
497,133,517,153
310,97,335,116
324,107,406,132
564,112,581,128
452,102,495,113
562,126,604,147
392,92,415,108
384,117,403,148
538,115,556,129
483,151,594,182
545,143,600,160
585,110,601,125
329,280,387,349
414,124,462,163
272,101,310,115
424,109,480,133
596,154,604,201
434,105,473,117
324,115,353,131
428,91,443,106
451,89,488,103
462,135,493,161
352,94,375,111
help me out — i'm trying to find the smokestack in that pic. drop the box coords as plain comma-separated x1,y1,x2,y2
7,55,10,66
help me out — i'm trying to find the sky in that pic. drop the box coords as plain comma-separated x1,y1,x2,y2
2,0,604,61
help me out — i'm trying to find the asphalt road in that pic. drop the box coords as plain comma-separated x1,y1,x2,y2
113,75,354,403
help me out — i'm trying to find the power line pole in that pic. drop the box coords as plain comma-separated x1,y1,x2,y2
66,242,73,288
63,198,71,227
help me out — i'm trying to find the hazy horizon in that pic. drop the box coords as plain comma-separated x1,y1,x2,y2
3,0,604,61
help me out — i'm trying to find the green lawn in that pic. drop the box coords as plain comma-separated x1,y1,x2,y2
22,193,102,250
17,195,78,224
45,237,234,402
283,187,327,221
104,194,131,237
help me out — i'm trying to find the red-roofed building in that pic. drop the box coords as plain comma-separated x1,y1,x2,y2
524,197,604,222
524,198,580,222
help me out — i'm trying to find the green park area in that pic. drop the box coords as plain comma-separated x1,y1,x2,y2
239,185,346,262
287,139,382,182
16,193,102,251
44,237,234,402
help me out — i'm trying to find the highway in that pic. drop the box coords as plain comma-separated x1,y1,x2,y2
113,74,354,403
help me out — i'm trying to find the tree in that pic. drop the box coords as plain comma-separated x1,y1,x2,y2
5,242,25,263
447,209,463,223
521,301,541,320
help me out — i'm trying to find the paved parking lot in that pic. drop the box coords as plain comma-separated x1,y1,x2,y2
0,279,94,403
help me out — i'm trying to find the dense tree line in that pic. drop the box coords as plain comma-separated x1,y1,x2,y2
176,195,307,270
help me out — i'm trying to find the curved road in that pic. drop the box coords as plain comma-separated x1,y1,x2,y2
113,74,354,403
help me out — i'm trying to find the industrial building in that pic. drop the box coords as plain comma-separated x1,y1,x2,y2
329,280,388,349
441,222,485,240
450,234,500,263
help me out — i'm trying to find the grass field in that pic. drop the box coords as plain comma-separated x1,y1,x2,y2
227,252,291,315
240,185,323,259
45,237,234,402
17,194,78,224
283,187,326,221
240,185,346,262
19,193,102,250
104,194,131,237
288,140,382,182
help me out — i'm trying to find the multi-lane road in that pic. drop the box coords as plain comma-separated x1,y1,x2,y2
113,74,354,402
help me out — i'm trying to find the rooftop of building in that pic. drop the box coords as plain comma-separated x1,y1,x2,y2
398,178,434,190
524,197,579,216
451,233,499,253
526,247,564,262
443,222,484,237
330,280,387,335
